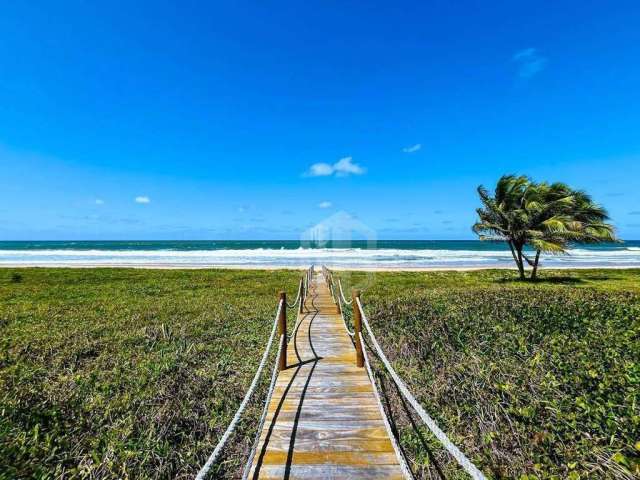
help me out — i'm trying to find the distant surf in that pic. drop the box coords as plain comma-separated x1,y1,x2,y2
0,240,639,268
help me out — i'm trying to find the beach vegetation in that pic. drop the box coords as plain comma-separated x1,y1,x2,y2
0,268,300,479
339,269,640,479
9,272,22,283
472,175,617,279
3,267,639,478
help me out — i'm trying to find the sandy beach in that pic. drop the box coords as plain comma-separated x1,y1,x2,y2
2,262,639,271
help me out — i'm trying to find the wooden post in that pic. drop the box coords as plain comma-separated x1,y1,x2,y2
278,291,287,371
299,279,305,314
352,289,364,368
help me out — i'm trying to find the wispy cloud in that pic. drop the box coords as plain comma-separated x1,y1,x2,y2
304,157,366,177
334,157,365,176
513,48,547,78
135,196,151,204
402,143,422,154
307,163,334,176
318,201,332,209
95,199,105,205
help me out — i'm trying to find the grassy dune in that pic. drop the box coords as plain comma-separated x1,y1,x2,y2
0,268,300,479
2,268,639,479
339,269,640,479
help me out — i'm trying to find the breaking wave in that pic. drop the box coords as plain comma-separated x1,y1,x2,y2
1,245,639,268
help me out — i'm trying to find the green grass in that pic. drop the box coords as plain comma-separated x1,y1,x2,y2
338,268,640,479
0,268,301,479
3,267,639,479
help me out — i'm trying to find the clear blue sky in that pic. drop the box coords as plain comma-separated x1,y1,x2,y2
1,1,639,240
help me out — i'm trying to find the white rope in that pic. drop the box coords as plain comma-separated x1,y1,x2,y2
304,266,313,301
337,291,354,337
338,279,353,305
291,266,314,309
320,266,354,336
286,279,302,309
241,333,285,480
243,268,313,478
340,308,355,337
356,298,487,480
194,300,283,480
358,333,414,479
328,279,337,304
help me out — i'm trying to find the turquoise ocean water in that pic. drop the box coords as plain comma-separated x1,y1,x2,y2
0,240,638,268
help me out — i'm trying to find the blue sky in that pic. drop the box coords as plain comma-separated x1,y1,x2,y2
1,1,639,240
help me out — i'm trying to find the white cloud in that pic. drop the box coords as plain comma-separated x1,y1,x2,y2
95,199,105,205
513,48,547,78
304,156,366,177
318,201,332,209
135,196,151,204
402,143,422,153
333,157,365,176
308,163,334,176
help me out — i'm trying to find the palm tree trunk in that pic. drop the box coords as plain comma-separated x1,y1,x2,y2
515,245,526,280
530,250,541,280
507,241,520,271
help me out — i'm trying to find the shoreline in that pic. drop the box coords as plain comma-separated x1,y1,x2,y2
1,263,639,272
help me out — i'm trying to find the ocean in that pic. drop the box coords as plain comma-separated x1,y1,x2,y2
0,240,639,268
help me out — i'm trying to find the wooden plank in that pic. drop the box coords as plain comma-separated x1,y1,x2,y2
248,271,404,478
258,451,400,466
249,465,405,480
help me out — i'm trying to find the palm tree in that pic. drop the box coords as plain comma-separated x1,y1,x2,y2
473,175,616,280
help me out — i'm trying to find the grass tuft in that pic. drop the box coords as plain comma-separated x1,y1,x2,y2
339,268,640,479
0,267,300,479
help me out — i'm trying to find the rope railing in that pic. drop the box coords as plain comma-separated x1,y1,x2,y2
241,333,285,479
357,329,414,479
321,265,337,303
337,279,353,305
195,265,313,480
199,265,485,479
339,304,355,337
323,266,354,336
286,278,303,309
355,297,487,480
322,265,486,480
322,267,355,337
194,300,283,480
321,266,352,306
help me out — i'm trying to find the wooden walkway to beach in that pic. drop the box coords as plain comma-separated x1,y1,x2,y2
246,272,404,479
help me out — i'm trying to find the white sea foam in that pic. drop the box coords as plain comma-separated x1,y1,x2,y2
0,247,639,267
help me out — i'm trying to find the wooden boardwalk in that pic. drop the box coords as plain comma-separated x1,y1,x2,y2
247,272,404,479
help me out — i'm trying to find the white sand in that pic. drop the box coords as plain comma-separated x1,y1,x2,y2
1,263,638,271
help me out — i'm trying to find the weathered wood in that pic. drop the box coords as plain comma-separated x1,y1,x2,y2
248,271,402,479
352,289,364,368
278,291,287,371
255,465,405,480
299,280,305,314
